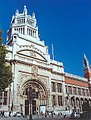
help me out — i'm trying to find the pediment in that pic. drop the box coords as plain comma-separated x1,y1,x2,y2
17,50,47,62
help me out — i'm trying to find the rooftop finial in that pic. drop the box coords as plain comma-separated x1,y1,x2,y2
15,9,19,16
23,5,27,15
32,12,35,19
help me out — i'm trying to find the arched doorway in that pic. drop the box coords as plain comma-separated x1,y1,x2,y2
21,79,48,115
71,96,76,112
76,97,80,112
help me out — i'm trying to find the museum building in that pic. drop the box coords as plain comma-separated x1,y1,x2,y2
0,6,91,115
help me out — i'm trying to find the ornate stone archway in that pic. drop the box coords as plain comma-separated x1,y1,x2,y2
20,79,48,115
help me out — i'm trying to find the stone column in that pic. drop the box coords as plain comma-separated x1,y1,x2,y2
62,77,66,110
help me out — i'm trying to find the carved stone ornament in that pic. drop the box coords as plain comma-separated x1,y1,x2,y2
38,76,48,86
20,72,32,82
30,51,36,57
17,85,20,95
31,65,38,75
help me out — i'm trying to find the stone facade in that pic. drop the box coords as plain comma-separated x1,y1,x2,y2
0,6,91,115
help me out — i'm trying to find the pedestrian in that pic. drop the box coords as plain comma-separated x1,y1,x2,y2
64,114,66,119
45,112,47,118
51,112,53,117
2,111,5,117
9,111,11,117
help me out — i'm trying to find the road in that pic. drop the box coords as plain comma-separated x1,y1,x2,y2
0,116,67,120
0,116,91,120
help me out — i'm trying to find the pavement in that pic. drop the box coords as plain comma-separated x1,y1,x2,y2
0,115,67,120
0,115,91,120
0,114,67,120
0,116,67,120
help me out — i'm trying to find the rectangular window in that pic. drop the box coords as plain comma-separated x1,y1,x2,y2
52,95,56,106
68,86,72,94
0,92,2,106
57,83,62,93
73,87,77,95
78,88,81,95
58,96,63,106
51,82,56,92
86,89,89,96
65,85,67,93
82,89,85,96
3,91,7,105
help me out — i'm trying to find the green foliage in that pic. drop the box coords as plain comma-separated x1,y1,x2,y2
0,30,7,65
0,29,13,91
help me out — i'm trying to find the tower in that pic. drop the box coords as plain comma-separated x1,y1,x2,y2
83,54,91,95
7,5,40,46
83,54,91,81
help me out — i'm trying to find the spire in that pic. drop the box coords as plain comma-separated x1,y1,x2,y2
23,5,27,15
83,54,90,70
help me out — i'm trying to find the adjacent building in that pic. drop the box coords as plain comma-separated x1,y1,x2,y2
0,6,91,115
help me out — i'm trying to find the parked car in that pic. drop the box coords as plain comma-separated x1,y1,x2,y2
74,112,80,118
13,112,21,117
10,112,16,117
4,112,9,117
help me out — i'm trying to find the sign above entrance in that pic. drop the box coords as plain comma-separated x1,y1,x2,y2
39,105,46,113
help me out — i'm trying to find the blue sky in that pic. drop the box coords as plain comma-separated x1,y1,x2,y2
0,0,91,77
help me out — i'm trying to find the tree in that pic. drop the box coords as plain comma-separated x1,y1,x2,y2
82,100,91,118
0,29,13,91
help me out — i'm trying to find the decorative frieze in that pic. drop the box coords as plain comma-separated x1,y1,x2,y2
19,72,32,82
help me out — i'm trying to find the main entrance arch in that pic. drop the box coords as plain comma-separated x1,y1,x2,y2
21,79,48,115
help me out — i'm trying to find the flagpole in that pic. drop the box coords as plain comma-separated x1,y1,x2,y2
51,44,54,60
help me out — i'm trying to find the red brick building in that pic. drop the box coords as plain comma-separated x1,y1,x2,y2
65,54,91,113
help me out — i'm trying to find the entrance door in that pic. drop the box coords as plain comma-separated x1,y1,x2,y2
32,100,36,115
25,100,29,115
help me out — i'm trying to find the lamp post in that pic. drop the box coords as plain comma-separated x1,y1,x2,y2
28,87,39,120
10,59,16,114
20,104,23,116
8,85,11,112
72,96,76,113
67,93,70,112
28,87,32,120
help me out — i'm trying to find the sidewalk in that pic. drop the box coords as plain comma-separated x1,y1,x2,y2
0,117,66,120
25,114,69,120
